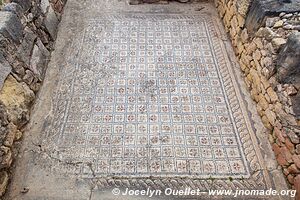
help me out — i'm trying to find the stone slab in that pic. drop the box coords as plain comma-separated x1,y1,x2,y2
2,3,24,18
277,32,300,84
17,28,37,67
0,54,11,90
245,0,300,33
43,5,59,39
0,12,23,44
277,32,300,119
12,0,31,12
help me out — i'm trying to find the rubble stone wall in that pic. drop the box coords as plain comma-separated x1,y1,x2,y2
214,0,300,196
0,0,67,196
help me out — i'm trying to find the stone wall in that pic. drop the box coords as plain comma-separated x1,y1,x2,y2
0,0,67,196
214,0,300,197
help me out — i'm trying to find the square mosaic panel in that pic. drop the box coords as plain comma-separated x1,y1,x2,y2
49,13,257,179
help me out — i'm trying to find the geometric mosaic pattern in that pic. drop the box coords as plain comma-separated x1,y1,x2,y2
47,13,263,182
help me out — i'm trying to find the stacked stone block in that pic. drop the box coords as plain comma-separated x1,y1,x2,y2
215,0,300,197
0,0,67,196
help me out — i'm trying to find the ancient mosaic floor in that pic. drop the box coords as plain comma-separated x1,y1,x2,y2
7,1,289,200
54,14,253,178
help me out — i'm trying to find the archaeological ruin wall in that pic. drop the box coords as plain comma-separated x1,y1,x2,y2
0,0,67,196
215,0,300,195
